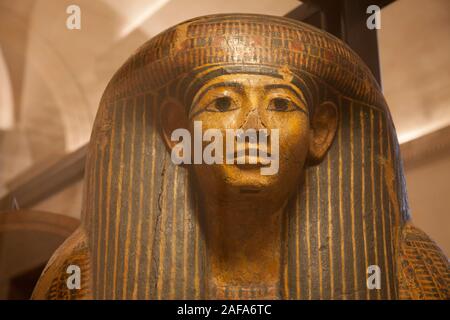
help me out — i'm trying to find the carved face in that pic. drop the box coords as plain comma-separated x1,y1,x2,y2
162,73,338,208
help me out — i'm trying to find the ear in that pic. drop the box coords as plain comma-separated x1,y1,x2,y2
307,101,338,165
160,98,189,154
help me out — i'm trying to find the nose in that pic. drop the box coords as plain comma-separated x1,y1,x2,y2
240,108,266,131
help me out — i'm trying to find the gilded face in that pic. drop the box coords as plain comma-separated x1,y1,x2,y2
162,73,337,206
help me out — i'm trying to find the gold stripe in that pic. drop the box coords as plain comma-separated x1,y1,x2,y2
94,146,101,290
145,96,158,299
123,101,137,298
183,172,189,299
338,100,346,298
386,130,396,263
316,166,323,299
284,202,289,298
156,157,169,299
100,106,116,298
327,153,334,298
194,200,200,298
379,111,391,299
386,119,397,298
132,102,146,298
170,165,179,298
350,103,358,297
305,173,312,299
111,104,126,298
360,108,369,300
370,109,380,299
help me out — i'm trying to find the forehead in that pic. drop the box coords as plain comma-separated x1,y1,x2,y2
197,74,294,90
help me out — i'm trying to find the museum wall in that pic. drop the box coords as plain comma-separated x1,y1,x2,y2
379,0,450,255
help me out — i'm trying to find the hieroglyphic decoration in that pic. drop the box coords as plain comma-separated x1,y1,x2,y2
32,14,448,300
32,228,92,299
398,224,449,299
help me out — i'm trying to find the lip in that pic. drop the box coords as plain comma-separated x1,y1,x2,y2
235,162,266,170
233,153,271,170
228,152,271,168
226,145,271,160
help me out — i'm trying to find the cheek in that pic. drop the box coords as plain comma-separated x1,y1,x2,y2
277,115,310,163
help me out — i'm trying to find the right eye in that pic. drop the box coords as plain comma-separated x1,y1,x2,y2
267,97,299,112
205,97,237,112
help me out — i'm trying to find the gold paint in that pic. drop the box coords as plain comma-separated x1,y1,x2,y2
173,23,189,53
144,95,158,299
94,143,101,291
384,127,401,243
99,106,117,296
370,109,381,300
111,105,126,298
327,154,334,298
132,103,147,299
316,166,323,299
194,200,200,299
360,108,369,300
382,129,402,263
170,165,179,298
305,173,312,299
284,209,289,299
278,65,294,83
123,102,137,298
378,112,391,299
156,154,169,299
338,99,346,298
350,102,358,298
183,172,189,299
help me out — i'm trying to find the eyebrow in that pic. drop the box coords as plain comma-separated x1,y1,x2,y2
190,81,309,117
263,84,308,110
191,82,245,111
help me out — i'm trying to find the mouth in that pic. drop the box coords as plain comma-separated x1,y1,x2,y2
239,187,262,193
226,144,272,169
235,162,265,170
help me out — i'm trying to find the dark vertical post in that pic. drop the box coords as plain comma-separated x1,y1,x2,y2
286,0,396,88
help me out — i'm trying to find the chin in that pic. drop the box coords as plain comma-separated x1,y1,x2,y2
221,166,281,194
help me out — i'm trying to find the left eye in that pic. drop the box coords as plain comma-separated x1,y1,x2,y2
206,96,236,112
267,98,297,112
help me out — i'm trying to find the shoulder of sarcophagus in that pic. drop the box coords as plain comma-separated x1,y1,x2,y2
31,227,92,300
397,223,449,300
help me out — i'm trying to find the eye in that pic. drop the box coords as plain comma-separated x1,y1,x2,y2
206,96,236,112
267,97,298,112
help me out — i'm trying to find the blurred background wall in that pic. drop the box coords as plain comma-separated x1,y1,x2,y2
379,0,450,256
